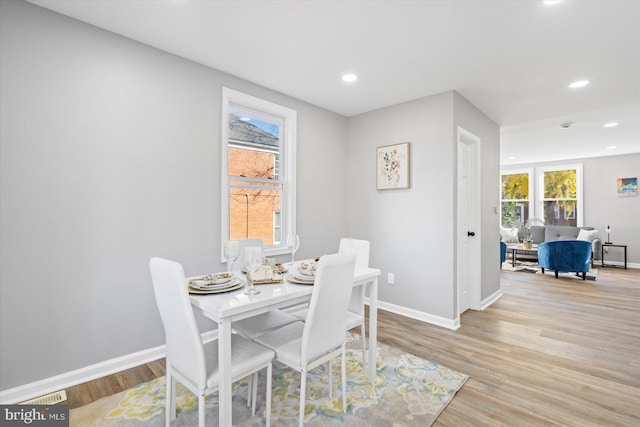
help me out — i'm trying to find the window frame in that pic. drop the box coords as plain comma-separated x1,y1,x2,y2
221,88,297,259
500,168,534,226
536,163,583,227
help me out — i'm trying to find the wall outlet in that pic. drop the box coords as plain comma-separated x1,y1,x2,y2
388,272,395,284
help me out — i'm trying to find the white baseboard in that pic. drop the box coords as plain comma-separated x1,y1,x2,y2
0,330,218,405
479,289,503,310
365,298,459,330
597,260,639,269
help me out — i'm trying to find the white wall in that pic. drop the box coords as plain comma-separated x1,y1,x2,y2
0,0,348,391
502,153,640,265
346,91,500,321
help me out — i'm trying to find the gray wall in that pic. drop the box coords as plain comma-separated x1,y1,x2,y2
502,153,640,264
346,91,500,320
0,0,348,390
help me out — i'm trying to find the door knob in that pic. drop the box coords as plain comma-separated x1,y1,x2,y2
467,231,475,237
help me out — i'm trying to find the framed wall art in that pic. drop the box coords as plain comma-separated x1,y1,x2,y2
617,177,638,197
377,142,410,190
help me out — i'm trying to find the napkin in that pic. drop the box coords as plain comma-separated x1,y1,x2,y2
249,267,284,285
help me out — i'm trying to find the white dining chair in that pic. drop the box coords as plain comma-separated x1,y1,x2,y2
149,257,275,427
254,252,357,427
232,238,300,340
236,238,264,270
292,238,370,369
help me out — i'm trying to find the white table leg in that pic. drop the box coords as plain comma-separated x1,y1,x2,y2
368,278,378,385
218,318,232,426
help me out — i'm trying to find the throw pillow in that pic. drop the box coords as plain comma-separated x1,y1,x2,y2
500,227,519,243
577,229,598,242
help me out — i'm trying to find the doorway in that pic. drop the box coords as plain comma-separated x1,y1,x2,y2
457,127,482,318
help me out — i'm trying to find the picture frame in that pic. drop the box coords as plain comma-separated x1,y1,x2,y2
377,142,410,190
617,177,638,197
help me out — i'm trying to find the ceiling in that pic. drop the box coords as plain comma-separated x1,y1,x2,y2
28,0,640,165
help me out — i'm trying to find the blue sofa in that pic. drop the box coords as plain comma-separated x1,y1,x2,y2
537,240,592,280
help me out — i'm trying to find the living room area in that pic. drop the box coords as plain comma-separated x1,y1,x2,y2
499,154,639,278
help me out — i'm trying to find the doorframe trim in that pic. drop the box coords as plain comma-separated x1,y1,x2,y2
456,126,482,318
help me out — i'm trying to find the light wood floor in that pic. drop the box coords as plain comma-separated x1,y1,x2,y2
67,266,640,426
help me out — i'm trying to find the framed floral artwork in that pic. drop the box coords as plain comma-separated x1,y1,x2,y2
377,142,410,190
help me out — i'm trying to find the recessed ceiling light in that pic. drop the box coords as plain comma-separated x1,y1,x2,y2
604,122,618,128
342,74,358,82
568,80,589,89
543,0,563,5
508,156,517,160
606,146,617,150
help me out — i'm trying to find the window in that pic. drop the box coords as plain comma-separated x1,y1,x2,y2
500,169,533,227
222,88,296,257
537,164,582,226
273,211,281,244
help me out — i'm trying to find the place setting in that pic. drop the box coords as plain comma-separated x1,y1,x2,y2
186,272,244,294
286,258,318,285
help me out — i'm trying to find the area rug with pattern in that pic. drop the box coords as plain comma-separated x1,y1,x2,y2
502,261,598,280
70,334,468,426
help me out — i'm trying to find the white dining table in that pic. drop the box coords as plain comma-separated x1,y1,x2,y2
189,263,380,427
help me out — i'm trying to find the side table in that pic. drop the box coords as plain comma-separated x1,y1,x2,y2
601,243,627,269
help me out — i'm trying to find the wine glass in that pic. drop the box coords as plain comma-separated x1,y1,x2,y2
243,246,262,295
223,240,240,272
286,234,300,268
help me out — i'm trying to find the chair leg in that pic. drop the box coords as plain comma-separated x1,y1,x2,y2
247,374,253,407
165,370,176,426
266,364,272,427
251,372,258,416
198,394,205,427
541,267,545,274
554,271,559,278
360,321,367,371
582,272,586,280
299,369,307,427
328,360,333,399
342,345,347,414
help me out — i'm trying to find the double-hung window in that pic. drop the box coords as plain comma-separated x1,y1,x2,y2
221,88,296,256
500,169,533,226
537,164,582,226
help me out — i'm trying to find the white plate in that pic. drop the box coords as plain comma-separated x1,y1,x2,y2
189,280,235,290
188,281,244,294
286,274,314,285
189,273,234,288
297,262,316,277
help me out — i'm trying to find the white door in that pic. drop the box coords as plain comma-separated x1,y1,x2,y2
457,127,481,316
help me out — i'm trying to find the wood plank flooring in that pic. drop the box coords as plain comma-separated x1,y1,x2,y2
66,267,640,426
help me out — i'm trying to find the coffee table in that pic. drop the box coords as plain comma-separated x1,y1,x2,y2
511,245,538,267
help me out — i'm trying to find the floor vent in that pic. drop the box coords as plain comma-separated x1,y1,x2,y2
19,390,67,405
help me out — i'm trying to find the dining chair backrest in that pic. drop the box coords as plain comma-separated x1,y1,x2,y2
301,252,357,363
339,238,370,268
339,238,370,313
149,257,207,388
236,238,264,269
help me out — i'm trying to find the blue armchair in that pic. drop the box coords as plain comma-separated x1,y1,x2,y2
500,242,507,268
537,240,592,280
